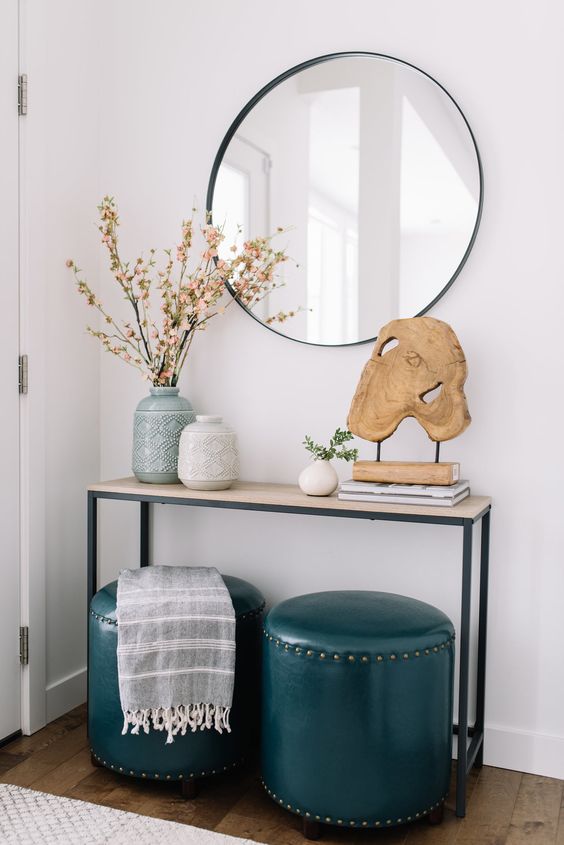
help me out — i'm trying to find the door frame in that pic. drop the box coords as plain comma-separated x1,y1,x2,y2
18,0,47,735
0,0,25,743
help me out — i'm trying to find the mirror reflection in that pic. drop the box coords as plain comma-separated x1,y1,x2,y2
210,55,481,346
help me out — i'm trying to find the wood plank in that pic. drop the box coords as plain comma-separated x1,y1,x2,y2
217,774,408,844
218,775,287,824
66,765,124,807
215,812,299,844
97,767,253,833
0,723,88,787
404,762,480,844
455,766,522,844
89,477,491,521
216,809,409,844
28,746,95,796
1,704,86,758
0,749,27,776
556,787,564,845
505,773,562,845
70,770,120,801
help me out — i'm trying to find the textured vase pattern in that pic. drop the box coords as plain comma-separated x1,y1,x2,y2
178,416,239,490
181,434,239,483
132,387,195,484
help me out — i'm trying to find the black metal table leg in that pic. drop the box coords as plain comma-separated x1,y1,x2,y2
474,510,490,767
86,491,98,734
87,492,98,610
140,501,150,567
456,519,473,818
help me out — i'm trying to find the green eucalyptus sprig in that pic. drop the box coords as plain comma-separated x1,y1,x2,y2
303,428,358,462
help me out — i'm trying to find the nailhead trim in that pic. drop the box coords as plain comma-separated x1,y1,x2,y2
260,778,447,828
90,748,244,780
89,611,118,626
262,628,455,662
237,603,266,621
89,602,265,627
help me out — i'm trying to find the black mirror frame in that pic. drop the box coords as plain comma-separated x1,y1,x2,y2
206,51,484,348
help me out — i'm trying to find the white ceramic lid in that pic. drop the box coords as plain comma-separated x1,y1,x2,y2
182,415,234,434
196,415,223,424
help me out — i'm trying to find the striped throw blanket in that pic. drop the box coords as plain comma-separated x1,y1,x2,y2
116,565,236,744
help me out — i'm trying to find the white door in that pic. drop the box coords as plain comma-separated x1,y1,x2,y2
0,0,21,742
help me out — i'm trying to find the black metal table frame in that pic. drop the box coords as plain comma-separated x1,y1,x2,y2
87,488,491,819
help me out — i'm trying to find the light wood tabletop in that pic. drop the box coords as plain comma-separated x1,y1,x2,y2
88,477,491,522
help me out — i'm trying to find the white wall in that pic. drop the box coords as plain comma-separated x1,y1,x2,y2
27,0,564,777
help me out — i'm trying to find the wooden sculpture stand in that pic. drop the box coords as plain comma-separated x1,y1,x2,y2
353,458,459,486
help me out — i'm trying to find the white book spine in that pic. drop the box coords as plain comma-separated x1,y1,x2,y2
338,491,470,507
339,480,470,498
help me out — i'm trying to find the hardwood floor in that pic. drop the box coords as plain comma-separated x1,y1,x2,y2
1,705,563,844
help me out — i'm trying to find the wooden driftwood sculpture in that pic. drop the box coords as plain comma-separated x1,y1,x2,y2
348,317,471,444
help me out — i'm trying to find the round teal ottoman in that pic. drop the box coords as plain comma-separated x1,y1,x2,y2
261,591,455,838
89,574,264,796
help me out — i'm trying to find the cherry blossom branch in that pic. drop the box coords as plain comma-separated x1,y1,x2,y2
69,197,299,386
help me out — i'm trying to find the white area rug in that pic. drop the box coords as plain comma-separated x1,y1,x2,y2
0,783,262,845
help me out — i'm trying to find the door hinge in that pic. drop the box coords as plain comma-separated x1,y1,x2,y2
18,355,28,394
18,74,27,116
19,627,29,666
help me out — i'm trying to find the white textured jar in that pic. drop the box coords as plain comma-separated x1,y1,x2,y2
178,415,240,491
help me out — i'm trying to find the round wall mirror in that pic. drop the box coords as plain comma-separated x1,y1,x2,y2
207,53,483,347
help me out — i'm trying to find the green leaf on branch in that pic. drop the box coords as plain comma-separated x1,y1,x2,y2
302,428,358,462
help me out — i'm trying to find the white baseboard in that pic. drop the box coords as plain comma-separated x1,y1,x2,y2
484,724,564,780
45,667,86,724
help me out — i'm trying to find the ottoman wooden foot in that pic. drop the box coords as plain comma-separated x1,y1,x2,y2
90,753,103,768
428,804,444,825
181,778,199,800
303,818,321,840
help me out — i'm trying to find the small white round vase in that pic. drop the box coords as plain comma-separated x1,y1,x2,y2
298,459,339,496
178,415,240,491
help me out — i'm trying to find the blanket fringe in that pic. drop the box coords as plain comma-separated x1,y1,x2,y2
121,704,232,744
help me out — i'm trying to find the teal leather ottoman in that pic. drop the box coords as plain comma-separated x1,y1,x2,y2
89,575,264,797
261,591,455,839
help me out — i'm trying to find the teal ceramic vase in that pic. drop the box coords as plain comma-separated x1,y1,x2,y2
132,387,195,484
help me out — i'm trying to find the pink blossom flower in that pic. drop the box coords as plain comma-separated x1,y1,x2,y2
72,197,292,386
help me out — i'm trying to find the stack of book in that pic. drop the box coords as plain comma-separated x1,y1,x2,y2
338,479,471,507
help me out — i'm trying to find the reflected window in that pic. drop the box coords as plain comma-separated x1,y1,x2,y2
399,96,478,314
307,209,359,344
213,163,249,256
307,86,360,344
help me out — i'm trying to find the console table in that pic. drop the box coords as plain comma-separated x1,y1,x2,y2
87,477,491,818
